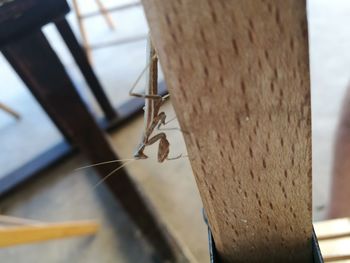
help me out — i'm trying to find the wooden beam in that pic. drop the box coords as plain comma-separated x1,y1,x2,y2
142,1,312,262
0,221,99,247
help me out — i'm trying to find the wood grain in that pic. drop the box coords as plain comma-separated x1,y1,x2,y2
142,0,312,262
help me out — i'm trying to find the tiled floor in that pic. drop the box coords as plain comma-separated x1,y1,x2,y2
1,0,350,262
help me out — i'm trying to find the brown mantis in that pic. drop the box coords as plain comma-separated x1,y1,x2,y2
130,36,181,163
76,36,182,186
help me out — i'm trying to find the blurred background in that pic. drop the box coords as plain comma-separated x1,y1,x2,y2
0,0,349,262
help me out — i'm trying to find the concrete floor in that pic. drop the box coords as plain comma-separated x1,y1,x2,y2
1,0,350,262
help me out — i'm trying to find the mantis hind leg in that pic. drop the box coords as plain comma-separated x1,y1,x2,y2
145,132,169,162
146,132,183,162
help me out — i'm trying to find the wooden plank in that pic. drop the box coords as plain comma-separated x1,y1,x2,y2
315,218,350,241
314,218,350,262
142,0,312,262
0,221,99,247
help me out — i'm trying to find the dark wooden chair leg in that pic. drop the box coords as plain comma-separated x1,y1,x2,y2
2,30,179,262
54,18,118,122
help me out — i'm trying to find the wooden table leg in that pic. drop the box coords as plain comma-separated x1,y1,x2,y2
54,18,117,123
2,30,182,262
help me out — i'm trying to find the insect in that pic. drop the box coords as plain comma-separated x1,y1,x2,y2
129,36,181,163
76,36,183,186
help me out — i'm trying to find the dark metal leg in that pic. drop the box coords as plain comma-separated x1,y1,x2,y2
54,18,118,122
2,30,180,262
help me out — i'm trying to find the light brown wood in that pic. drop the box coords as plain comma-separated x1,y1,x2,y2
314,218,350,262
142,1,311,262
71,0,117,63
315,218,350,240
323,255,350,262
0,102,20,119
94,0,116,30
0,221,99,247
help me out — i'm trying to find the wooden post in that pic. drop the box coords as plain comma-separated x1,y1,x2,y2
142,1,312,262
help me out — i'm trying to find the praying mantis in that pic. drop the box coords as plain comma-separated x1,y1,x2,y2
129,36,182,163
77,36,182,185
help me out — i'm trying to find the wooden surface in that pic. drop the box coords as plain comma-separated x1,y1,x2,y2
142,0,312,262
0,221,98,247
315,218,350,262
